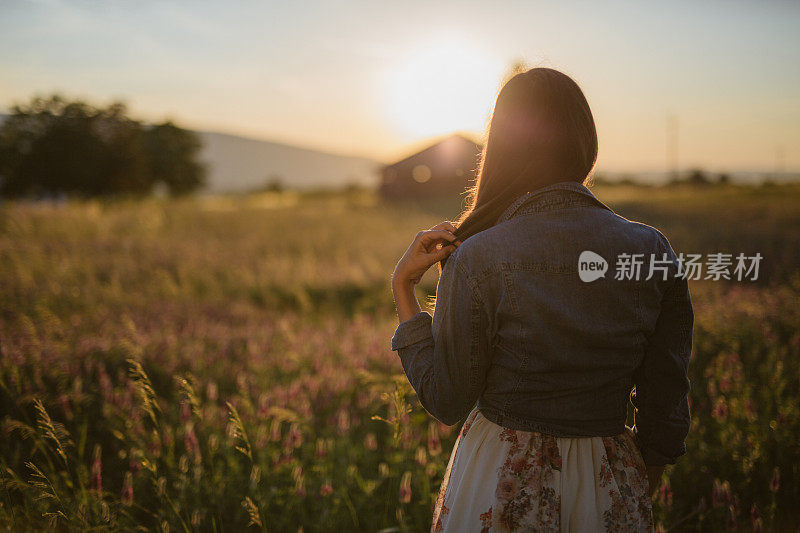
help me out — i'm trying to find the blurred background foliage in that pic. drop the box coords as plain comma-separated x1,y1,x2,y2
0,95,205,199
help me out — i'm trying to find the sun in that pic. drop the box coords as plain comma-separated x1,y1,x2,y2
385,38,504,139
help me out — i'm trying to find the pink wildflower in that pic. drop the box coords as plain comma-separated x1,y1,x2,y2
90,444,102,494
399,471,412,503
121,472,134,505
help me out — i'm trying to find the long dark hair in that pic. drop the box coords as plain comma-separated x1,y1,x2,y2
440,67,598,271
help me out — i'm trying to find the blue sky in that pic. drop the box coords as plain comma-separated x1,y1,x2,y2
1,0,798,171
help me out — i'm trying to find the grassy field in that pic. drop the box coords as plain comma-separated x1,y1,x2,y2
1,183,799,531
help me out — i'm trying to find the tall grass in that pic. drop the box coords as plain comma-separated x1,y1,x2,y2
1,185,798,530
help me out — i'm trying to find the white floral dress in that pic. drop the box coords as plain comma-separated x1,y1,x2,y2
431,407,654,532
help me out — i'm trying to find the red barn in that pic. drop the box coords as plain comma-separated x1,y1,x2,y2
379,134,483,199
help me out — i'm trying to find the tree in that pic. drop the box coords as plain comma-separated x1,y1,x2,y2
0,94,205,198
260,175,284,193
687,168,710,186
143,121,206,196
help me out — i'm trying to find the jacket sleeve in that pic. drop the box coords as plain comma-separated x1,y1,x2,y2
631,235,694,466
390,251,492,426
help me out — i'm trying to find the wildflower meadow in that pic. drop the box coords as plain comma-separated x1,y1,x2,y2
1,183,798,531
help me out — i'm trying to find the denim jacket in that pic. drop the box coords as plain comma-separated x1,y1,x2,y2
390,181,693,466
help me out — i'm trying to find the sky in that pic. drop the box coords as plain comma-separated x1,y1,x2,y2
1,0,799,172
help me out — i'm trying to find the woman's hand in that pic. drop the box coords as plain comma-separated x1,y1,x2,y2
392,221,461,287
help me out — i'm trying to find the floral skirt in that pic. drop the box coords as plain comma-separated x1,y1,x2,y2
431,407,653,532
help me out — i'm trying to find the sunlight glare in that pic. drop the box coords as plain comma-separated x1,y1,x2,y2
385,38,503,139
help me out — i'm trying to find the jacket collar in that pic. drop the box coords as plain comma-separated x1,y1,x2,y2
496,181,614,223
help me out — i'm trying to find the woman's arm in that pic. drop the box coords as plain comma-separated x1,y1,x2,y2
392,221,459,322
391,279,422,324
390,222,492,426
631,234,694,471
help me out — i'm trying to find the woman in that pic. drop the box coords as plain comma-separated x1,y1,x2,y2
390,67,693,532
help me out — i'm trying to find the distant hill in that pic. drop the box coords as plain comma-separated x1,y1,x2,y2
196,131,381,193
